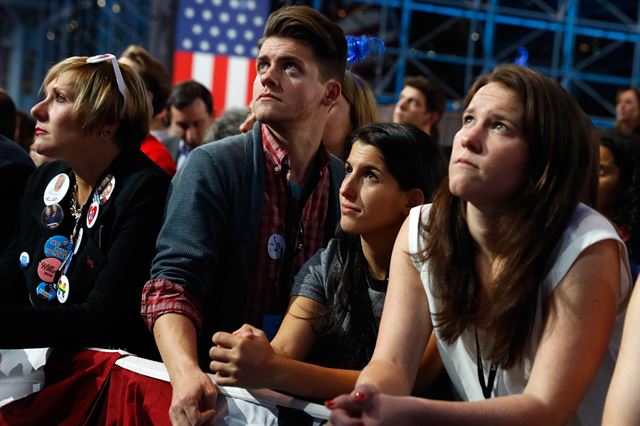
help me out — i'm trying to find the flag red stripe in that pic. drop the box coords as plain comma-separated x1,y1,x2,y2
172,51,193,85
212,56,229,118
246,59,257,107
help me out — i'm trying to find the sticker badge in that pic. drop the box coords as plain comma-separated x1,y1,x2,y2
94,174,116,205
44,235,72,261
267,234,286,260
37,257,62,283
43,173,70,206
57,275,70,303
41,203,64,229
74,228,84,255
19,252,30,269
36,282,56,301
86,202,99,228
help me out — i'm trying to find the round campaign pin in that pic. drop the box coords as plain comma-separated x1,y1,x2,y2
19,252,30,269
86,202,99,229
43,173,70,206
94,174,116,205
41,203,64,229
37,257,62,283
36,282,56,301
267,234,286,260
73,227,84,255
57,275,70,303
44,235,72,261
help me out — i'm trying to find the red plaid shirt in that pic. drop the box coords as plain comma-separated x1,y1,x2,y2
245,124,330,326
141,124,331,332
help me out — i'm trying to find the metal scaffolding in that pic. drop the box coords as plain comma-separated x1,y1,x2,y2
0,0,150,110
2,0,638,124
306,0,640,126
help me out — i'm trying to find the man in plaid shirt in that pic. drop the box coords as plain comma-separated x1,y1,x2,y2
141,5,347,425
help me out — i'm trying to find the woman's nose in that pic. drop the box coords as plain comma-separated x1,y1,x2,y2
30,99,48,122
340,173,357,200
458,126,482,154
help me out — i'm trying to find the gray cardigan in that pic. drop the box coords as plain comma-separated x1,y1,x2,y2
150,122,344,362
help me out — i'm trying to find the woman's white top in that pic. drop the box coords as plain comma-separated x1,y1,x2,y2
408,203,632,426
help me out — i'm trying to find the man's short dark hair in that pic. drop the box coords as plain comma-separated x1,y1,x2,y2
261,5,347,84
404,76,446,117
0,89,17,140
167,80,214,119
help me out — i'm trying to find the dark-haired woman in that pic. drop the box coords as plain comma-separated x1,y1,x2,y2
328,65,632,426
208,123,447,399
597,130,640,280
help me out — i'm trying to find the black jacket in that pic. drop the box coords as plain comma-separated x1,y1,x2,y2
0,134,34,253
0,148,169,357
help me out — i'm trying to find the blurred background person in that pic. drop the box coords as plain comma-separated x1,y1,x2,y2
615,87,640,136
0,89,17,142
209,107,249,142
120,44,176,176
322,70,378,160
597,130,640,280
164,80,214,170
392,75,445,142
0,133,34,253
14,110,36,153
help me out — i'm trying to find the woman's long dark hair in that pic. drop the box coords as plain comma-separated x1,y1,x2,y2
421,65,599,368
600,130,640,263
323,123,447,369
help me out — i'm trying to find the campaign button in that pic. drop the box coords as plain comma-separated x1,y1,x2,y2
19,252,30,269
94,174,115,205
57,275,70,303
37,257,62,283
44,235,72,261
36,282,56,301
41,203,64,229
43,173,70,206
267,234,286,260
86,202,99,229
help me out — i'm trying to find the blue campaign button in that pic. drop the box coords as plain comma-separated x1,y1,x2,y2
35,282,56,301
19,252,30,269
43,235,72,261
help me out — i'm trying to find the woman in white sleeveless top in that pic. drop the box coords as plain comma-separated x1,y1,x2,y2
327,65,632,426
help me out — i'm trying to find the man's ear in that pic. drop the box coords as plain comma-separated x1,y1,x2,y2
403,188,425,215
322,80,341,106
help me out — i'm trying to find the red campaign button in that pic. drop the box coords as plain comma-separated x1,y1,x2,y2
37,257,62,283
86,202,99,228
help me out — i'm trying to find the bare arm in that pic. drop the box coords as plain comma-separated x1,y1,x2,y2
331,239,622,426
210,297,359,400
356,216,433,395
154,313,217,426
603,277,640,425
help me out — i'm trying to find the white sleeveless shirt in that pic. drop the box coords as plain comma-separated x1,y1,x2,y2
408,203,632,426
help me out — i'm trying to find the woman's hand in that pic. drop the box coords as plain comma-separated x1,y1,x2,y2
209,324,276,388
327,384,416,426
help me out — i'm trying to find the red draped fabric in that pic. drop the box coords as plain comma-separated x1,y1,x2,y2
0,349,123,426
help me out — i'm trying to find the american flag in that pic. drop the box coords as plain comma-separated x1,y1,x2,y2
173,0,269,118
